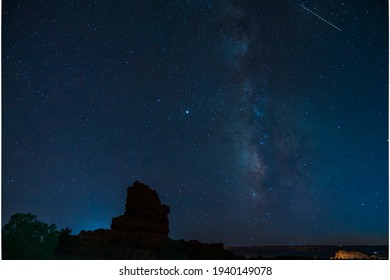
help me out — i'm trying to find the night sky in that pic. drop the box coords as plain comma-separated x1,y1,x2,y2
2,0,388,246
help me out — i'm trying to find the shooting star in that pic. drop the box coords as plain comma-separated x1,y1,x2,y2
300,3,342,32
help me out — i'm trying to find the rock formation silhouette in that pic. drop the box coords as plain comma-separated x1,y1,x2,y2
111,181,170,244
54,181,238,259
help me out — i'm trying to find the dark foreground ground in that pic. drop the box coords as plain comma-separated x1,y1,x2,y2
54,230,387,259
226,245,388,260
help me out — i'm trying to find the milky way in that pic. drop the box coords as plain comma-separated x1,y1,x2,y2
216,1,322,224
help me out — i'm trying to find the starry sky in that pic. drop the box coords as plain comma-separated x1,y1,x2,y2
2,0,388,246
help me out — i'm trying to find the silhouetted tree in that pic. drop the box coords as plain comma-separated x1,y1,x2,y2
2,213,59,259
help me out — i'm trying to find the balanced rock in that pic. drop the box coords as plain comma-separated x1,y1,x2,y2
111,181,170,244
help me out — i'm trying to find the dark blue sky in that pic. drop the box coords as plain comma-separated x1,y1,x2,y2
2,0,388,246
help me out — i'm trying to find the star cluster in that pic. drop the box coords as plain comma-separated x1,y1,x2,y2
2,0,388,246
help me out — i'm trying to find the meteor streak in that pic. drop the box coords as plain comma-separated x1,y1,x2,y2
300,4,342,32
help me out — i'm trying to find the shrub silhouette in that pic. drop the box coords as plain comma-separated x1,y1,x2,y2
2,213,59,259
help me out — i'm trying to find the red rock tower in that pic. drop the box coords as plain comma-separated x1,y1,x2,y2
111,181,170,244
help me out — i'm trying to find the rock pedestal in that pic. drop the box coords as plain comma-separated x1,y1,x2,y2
111,181,170,244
